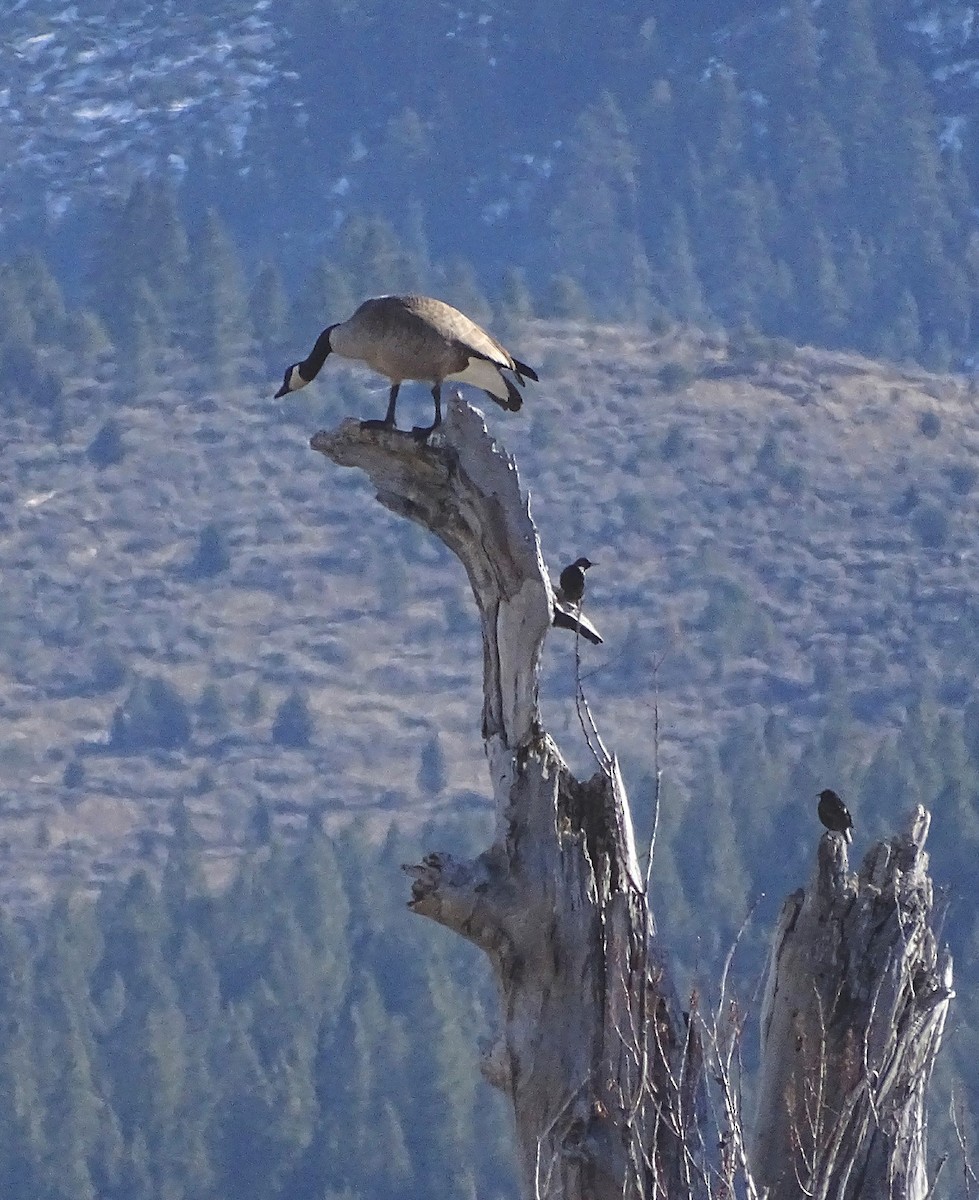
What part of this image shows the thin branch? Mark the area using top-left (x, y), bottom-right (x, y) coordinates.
top-left (573, 601), bottom-right (613, 771)
top-left (643, 652), bottom-right (668, 893)
top-left (951, 1093), bottom-right (978, 1200)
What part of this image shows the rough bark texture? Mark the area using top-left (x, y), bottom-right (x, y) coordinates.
top-left (750, 809), bottom-right (954, 1200)
top-left (311, 397), bottom-right (952, 1200)
top-left (312, 401), bottom-right (703, 1200)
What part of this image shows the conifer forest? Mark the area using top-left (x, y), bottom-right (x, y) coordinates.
top-left (2, 0), bottom-right (979, 1195)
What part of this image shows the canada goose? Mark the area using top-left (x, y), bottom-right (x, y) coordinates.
top-left (817, 788), bottom-right (853, 842)
top-left (275, 294), bottom-right (539, 437)
top-left (557, 557), bottom-right (595, 605)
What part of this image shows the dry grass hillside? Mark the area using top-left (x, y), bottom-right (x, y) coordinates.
top-left (1, 320), bottom-right (976, 902)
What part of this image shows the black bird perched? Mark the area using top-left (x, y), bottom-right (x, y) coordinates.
top-left (558, 557), bottom-right (595, 605)
top-left (552, 557), bottom-right (602, 644)
top-left (817, 788), bottom-right (853, 842)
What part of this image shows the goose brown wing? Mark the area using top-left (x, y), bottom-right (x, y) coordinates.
top-left (390, 295), bottom-right (538, 382)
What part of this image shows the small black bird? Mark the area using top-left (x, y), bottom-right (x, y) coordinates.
top-left (817, 789), bottom-right (853, 842)
top-left (552, 557), bottom-right (602, 643)
top-left (558, 557), bottom-right (595, 605)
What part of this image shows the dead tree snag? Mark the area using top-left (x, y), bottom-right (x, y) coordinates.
top-left (311, 397), bottom-right (952, 1200)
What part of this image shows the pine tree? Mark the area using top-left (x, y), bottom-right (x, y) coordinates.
top-left (161, 797), bottom-right (207, 923)
top-left (249, 798), bottom-right (274, 847)
top-left (551, 92), bottom-right (642, 315)
top-left (498, 266), bottom-right (535, 327)
top-left (114, 279), bottom-right (169, 399)
top-left (63, 309), bottom-right (112, 366)
top-left (418, 733), bottom-right (448, 796)
top-left (187, 523), bottom-right (232, 579)
top-left (86, 418), bottom-right (126, 470)
top-left (886, 288), bottom-right (923, 361)
top-left (192, 208), bottom-right (252, 385)
top-left (195, 682), bottom-right (230, 736)
top-left (442, 259), bottom-right (492, 328)
top-left (88, 177), bottom-right (188, 343)
top-left (653, 205), bottom-right (707, 322)
top-left (0, 264), bottom-right (36, 350)
top-left (337, 213), bottom-right (425, 297)
top-left (806, 225), bottom-right (850, 344)
top-left (293, 260), bottom-right (355, 344)
top-left (212, 1012), bottom-right (276, 1200)
top-left (690, 65), bottom-right (745, 185)
top-left (109, 676), bottom-right (192, 752)
top-left (715, 176), bottom-right (781, 329)
top-left (287, 824), bottom-right (351, 1009)
top-left (821, 0), bottom-right (889, 224)
top-left (249, 261), bottom-right (291, 365)
top-left (271, 689), bottom-right (315, 748)
top-left (0, 913), bottom-right (44, 1197)
top-left (770, 0), bottom-right (821, 106)
top-left (11, 252), bottom-right (67, 344)
top-left (859, 737), bottom-right (917, 833)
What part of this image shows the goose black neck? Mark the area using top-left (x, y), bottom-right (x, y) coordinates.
top-left (301, 325), bottom-right (336, 381)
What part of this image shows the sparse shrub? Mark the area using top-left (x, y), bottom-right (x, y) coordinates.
top-left (728, 325), bottom-right (788, 367)
top-left (891, 483), bottom-right (920, 515)
top-left (110, 675), bottom-right (192, 751)
top-left (647, 308), bottom-right (672, 336)
top-left (194, 768), bottom-right (216, 795)
top-left (753, 434), bottom-right (804, 494)
top-left (918, 410), bottom-right (941, 439)
top-left (90, 645), bottom-right (127, 694)
top-left (755, 433), bottom-right (781, 478)
top-left (660, 422), bottom-right (686, 460)
top-left (735, 332), bottom-right (794, 365)
top-left (768, 335), bottom-right (795, 361)
top-left (242, 682), bottom-right (265, 722)
top-left (0, 342), bottom-right (44, 399)
top-left (87, 418), bottom-right (126, 469)
top-left (271, 688), bottom-right (315, 748)
top-left (779, 464), bottom-right (805, 496)
top-left (418, 733), bottom-right (448, 796)
top-left (250, 797), bottom-right (274, 845)
top-left (945, 463), bottom-right (978, 495)
top-left (187, 523), bottom-right (231, 579)
top-left (910, 502), bottom-right (949, 548)
top-left (659, 361), bottom-right (694, 392)
top-left (196, 683), bottom-right (229, 735)
top-left (63, 759), bottom-right (85, 790)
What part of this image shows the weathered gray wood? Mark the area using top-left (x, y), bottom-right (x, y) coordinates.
top-left (312, 397), bottom-right (952, 1200)
top-left (312, 399), bottom-right (703, 1200)
top-left (750, 808), bottom-right (954, 1200)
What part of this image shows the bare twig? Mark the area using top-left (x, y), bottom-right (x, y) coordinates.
top-left (573, 600), bottom-right (613, 772)
top-left (643, 652), bottom-right (668, 893)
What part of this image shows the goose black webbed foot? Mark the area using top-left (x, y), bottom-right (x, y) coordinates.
top-left (360, 417), bottom-right (397, 432)
top-left (410, 422), bottom-right (438, 441)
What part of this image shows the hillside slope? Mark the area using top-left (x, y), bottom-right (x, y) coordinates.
top-left (1, 322), bottom-right (976, 903)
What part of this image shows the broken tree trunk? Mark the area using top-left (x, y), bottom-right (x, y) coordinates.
top-left (311, 397), bottom-right (952, 1200)
top-left (750, 810), bottom-right (954, 1200)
